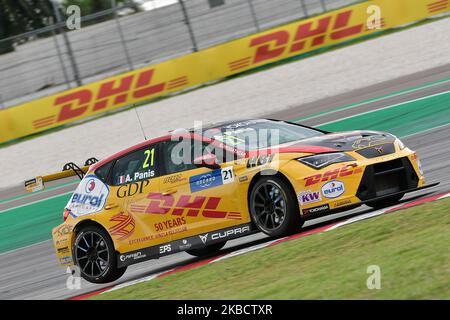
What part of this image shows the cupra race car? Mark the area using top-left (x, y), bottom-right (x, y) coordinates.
top-left (42, 119), bottom-right (438, 283)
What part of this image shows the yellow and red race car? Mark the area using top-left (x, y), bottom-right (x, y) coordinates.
top-left (48, 119), bottom-right (436, 283)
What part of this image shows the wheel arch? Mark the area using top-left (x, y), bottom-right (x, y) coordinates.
top-left (72, 219), bottom-right (117, 255)
top-left (247, 169), bottom-right (299, 213)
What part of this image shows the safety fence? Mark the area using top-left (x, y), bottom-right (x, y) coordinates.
top-left (0, 0), bottom-right (449, 144)
top-left (0, 0), bottom-right (359, 107)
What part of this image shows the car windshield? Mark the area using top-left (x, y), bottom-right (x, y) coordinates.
top-left (203, 119), bottom-right (324, 151)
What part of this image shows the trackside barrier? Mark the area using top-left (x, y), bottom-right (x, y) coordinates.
top-left (0, 0), bottom-right (448, 144)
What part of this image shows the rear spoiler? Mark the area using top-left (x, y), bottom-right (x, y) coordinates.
top-left (25, 157), bottom-right (99, 193)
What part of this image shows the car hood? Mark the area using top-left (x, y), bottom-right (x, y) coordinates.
top-left (275, 130), bottom-right (396, 154)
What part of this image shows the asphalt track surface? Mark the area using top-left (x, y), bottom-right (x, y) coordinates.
top-left (1, 65), bottom-right (450, 299)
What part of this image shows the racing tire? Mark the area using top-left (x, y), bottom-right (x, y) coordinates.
top-left (365, 193), bottom-right (405, 209)
top-left (73, 225), bottom-right (127, 284)
top-left (249, 175), bottom-right (303, 238)
top-left (186, 241), bottom-right (227, 257)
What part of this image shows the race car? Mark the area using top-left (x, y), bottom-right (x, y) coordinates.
top-left (46, 119), bottom-right (437, 283)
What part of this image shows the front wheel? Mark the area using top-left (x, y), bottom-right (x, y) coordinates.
top-left (73, 225), bottom-right (127, 284)
top-left (249, 176), bottom-right (303, 238)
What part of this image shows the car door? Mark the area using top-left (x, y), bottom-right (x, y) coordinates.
top-left (159, 139), bottom-right (244, 242)
top-left (105, 142), bottom-right (172, 253)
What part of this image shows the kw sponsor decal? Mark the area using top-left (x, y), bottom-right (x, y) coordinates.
top-left (304, 166), bottom-right (363, 187)
top-left (109, 211), bottom-right (136, 241)
top-left (130, 193), bottom-right (242, 220)
top-left (298, 190), bottom-right (321, 205)
top-left (302, 204), bottom-right (330, 215)
top-left (31, 68), bottom-right (187, 130)
top-left (321, 180), bottom-right (345, 199)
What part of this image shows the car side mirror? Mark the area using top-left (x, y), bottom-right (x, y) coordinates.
top-left (193, 153), bottom-right (221, 170)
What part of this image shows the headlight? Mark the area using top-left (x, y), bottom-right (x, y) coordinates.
top-left (396, 138), bottom-right (406, 150)
top-left (298, 153), bottom-right (355, 169)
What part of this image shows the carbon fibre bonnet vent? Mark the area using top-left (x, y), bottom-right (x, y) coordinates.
top-left (356, 143), bottom-right (395, 158)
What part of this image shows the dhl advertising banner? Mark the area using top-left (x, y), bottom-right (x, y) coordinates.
top-left (1, 0), bottom-right (448, 144)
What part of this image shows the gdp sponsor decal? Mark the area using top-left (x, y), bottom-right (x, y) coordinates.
top-left (298, 190), bottom-right (321, 205)
top-left (67, 175), bottom-right (109, 217)
top-left (321, 180), bottom-right (345, 199)
top-left (189, 167), bottom-right (234, 193)
top-left (116, 180), bottom-right (150, 198)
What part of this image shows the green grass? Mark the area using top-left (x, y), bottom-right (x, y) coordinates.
top-left (93, 198), bottom-right (450, 300)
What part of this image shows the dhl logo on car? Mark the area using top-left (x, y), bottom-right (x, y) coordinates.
top-left (129, 193), bottom-right (242, 220)
top-left (304, 166), bottom-right (363, 187)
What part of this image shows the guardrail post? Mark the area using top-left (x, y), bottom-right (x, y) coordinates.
top-left (112, 0), bottom-right (134, 71)
top-left (247, 0), bottom-right (260, 32)
top-left (300, 0), bottom-right (309, 17)
top-left (178, 0), bottom-right (198, 52)
top-left (319, 0), bottom-right (327, 12)
top-left (50, 16), bottom-right (71, 90)
top-left (51, 0), bottom-right (82, 86)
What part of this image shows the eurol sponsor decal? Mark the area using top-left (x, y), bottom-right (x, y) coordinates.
top-left (321, 180), bottom-right (345, 199)
top-left (298, 190), bottom-right (321, 205)
top-left (67, 175), bottom-right (109, 217)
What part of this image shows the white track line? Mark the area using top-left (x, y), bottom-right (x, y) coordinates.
top-left (299, 77), bottom-right (450, 122)
top-left (317, 89), bottom-right (450, 126)
top-left (0, 191), bottom-right (73, 214)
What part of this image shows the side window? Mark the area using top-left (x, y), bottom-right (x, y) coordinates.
top-left (111, 144), bottom-right (159, 186)
top-left (163, 140), bottom-right (199, 175)
top-left (95, 161), bottom-right (113, 183)
top-left (163, 140), bottom-right (221, 174)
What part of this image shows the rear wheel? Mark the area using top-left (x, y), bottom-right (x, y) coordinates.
top-left (249, 176), bottom-right (303, 238)
top-left (366, 193), bottom-right (405, 209)
top-left (73, 225), bottom-right (127, 283)
top-left (186, 241), bottom-right (227, 257)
